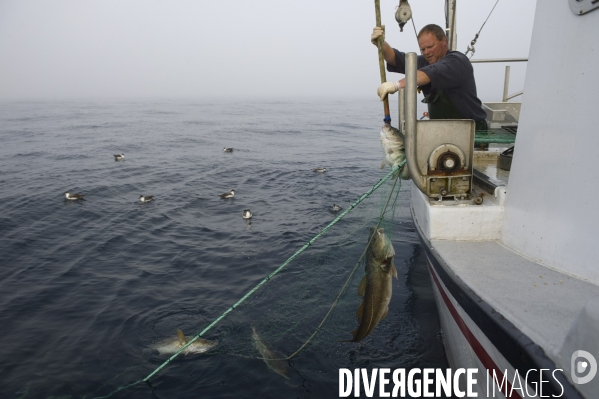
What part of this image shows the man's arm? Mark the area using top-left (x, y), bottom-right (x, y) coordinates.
top-left (371, 26), bottom-right (396, 66)
top-left (376, 71), bottom-right (431, 101)
top-left (381, 41), bottom-right (396, 67)
top-left (398, 70), bottom-right (431, 88)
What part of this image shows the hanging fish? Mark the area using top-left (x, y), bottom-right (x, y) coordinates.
top-left (395, 0), bottom-right (412, 32)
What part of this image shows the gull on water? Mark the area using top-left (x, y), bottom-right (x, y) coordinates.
top-left (219, 189), bottom-right (235, 199)
top-left (114, 153), bottom-right (125, 161)
top-left (139, 195), bottom-right (154, 203)
top-left (64, 191), bottom-right (85, 201)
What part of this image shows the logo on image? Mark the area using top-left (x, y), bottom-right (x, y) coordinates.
top-left (571, 350), bottom-right (597, 385)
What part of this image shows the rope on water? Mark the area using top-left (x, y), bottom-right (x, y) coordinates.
top-left (286, 164), bottom-right (404, 359)
top-left (92, 160), bottom-right (406, 399)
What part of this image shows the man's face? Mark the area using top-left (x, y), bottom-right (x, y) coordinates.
top-left (418, 32), bottom-right (448, 65)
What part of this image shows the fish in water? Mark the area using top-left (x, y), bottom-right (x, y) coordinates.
top-left (219, 189), bottom-right (235, 199)
top-left (344, 227), bottom-right (397, 342)
top-left (243, 209), bottom-right (252, 219)
top-left (313, 167), bottom-right (327, 173)
top-left (332, 204), bottom-right (342, 212)
top-left (223, 147), bottom-right (233, 152)
top-left (149, 329), bottom-right (218, 356)
top-left (380, 124), bottom-right (410, 179)
top-left (139, 195), bottom-right (154, 203)
top-left (395, 0), bottom-right (412, 32)
top-left (114, 153), bottom-right (125, 161)
top-left (251, 327), bottom-right (291, 379)
top-left (64, 191), bottom-right (85, 201)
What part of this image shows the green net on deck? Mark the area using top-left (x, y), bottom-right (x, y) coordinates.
top-left (475, 128), bottom-right (516, 144)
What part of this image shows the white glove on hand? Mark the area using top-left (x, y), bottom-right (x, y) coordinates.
top-left (371, 26), bottom-right (385, 46)
top-left (377, 81), bottom-right (401, 101)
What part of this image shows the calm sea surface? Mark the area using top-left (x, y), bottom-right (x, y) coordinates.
top-left (0, 98), bottom-right (447, 399)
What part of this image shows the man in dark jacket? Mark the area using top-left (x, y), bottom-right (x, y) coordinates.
top-left (372, 24), bottom-right (488, 130)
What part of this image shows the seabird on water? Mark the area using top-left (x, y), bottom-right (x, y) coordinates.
top-left (332, 204), bottom-right (342, 212)
top-left (114, 153), bottom-right (125, 161)
top-left (139, 195), bottom-right (154, 203)
top-left (64, 191), bottom-right (85, 201)
top-left (242, 209), bottom-right (252, 219)
top-left (223, 148), bottom-right (233, 153)
top-left (219, 189), bottom-right (235, 199)
top-left (313, 167), bottom-right (327, 173)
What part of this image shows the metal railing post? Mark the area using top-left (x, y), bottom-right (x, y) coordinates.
top-left (503, 66), bottom-right (511, 102)
top-left (405, 52), bottom-right (426, 193)
top-left (398, 88), bottom-right (405, 134)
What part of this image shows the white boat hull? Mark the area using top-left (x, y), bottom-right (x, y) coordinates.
top-left (414, 208), bottom-right (583, 398)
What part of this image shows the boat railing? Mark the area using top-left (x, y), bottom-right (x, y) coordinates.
top-left (470, 58), bottom-right (528, 102)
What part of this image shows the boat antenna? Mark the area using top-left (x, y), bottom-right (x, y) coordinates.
top-left (465, 0), bottom-right (501, 58)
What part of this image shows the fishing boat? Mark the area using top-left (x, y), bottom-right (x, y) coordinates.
top-left (400, 1), bottom-right (599, 397)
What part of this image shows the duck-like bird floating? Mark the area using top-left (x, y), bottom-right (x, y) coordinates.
top-left (219, 189), bottom-right (235, 199)
top-left (64, 191), bottom-right (85, 201)
top-left (139, 195), bottom-right (154, 203)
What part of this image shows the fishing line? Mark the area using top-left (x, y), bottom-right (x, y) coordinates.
top-left (286, 162), bottom-right (405, 360)
top-left (91, 161), bottom-right (406, 399)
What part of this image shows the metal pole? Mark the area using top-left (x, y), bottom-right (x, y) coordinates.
top-left (447, 0), bottom-right (458, 51)
top-left (469, 58), bottom-right (528, 63)
top-left (405, 52), bottom-right (426, 193)
top-left (503, 65), bottom-right (511, 102)
top-left (375, 0), bottom-right (391, 124)
top-left (398, 89), bottom-right (405, 134)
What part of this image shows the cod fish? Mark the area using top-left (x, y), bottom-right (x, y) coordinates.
top-left (251, 327), bottom-right (291, 379)
top-left (395, 0), bottom-right (412, 32)
top-left (150, 329), bottom-right (218, 356)
top-left (380, 124), bottom-right (410, 179)
top-left (345, 227), bottom-right (397, 342)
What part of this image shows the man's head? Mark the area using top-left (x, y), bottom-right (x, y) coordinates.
top-left (417, 24), bottom-right (448, 64)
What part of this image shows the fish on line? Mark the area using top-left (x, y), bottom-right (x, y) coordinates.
top-left (252, 327), bottom-right (291, 379)
top-left (148, 329), bottom-right (218, 356)
top-left (342, 227), bottom-right (397, 342)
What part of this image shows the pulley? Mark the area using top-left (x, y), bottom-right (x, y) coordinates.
top-left (395, 0), bottom-right (412, 32)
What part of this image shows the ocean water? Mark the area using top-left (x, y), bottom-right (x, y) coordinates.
top-left (0, 98), bottom-right (447, 399)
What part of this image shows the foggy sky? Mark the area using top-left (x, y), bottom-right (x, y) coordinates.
top-left (0, 0), bottom-right (536, 102)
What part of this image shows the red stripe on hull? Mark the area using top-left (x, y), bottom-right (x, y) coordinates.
top-left (428, 258), bottom-right (521, 399)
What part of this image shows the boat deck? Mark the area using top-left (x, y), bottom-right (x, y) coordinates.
top-left (473, 146), bottom-right (511, 187)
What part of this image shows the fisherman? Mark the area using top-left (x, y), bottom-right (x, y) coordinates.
top-left (372, 24), bottom-right (488, 131)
